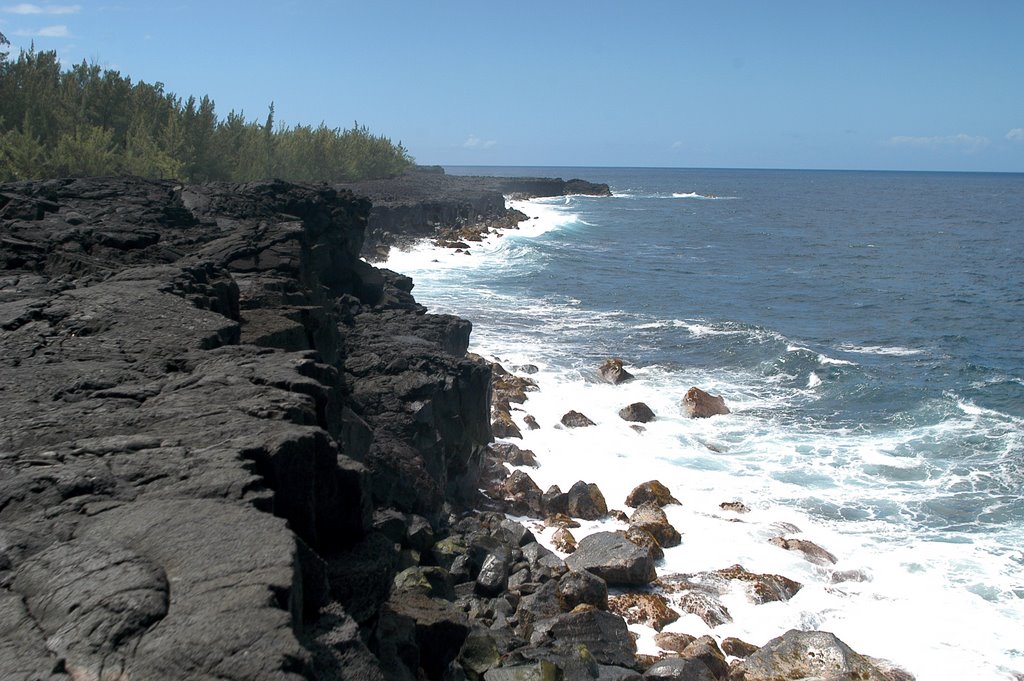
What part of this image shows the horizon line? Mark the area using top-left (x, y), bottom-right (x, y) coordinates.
top-left (435, 163), bottom-right (1024, 175)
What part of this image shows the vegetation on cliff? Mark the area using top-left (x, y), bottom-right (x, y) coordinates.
top-left (0, 41), bottom-right (413, 182)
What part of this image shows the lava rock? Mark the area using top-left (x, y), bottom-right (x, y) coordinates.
top-left (618, 402), bottom-right (656, 423)
top-left (565, 532), bottom-right (657, 586)
top-left (598, 358), bottom-right (634, 385)
top-left (681, 387), bottom-right (730, 418)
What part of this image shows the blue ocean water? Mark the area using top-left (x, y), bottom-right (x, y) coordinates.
top-left (386, 167), bottom-right (1024, 679)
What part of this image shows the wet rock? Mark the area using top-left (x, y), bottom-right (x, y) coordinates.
top-left (712, 565), bottom-right (802, 604)
top-left (598, 358), bottom-right (635, 385)
top-left (721, 637), bottom-right (759, 658)
top-left (608, 593), bottom-right (680, 631)
top-left (493, 410), bottom-right (524, 439)
top-left (523, 414), bottom-right (541, 430)
top-left (719, 501), bottom-right (750, 514)
top-left (561, 410), bottom-right (596, 428)
top-left (653, 632), bottom-right (697, 654)
top-left (490, 442), bottom-right (540, 468)
top-left (625, 481), bottom-right (680, 508)
top-left (565, 532), bottom-right (657, 586)
top-left (681, 387), bottom-right (730, 418)
top-left (542, 486), bottom-right (569, 517)
top-left (500, 471), bottom-right (545, 517)
top-left (831, 569), bottom-right (872, 584)
top-left (620, 526), bottom-right (665, 560)
top-left (552, 527), bottom-right (578, 554)
top-left (768, 537), bottom-right (838, 566)
top-left (618, 402), bottom-right (656, 423)
top-left (643, 658), bottom-right (717, 681)
top-left (731, 629), bottom-right (888, 681)
top-left (544, 512), bottom-right (580, 529)
top-left (567, 480), bottom-right (608, 520)
top-left (680, 636), bottom-right (728, 679)
top-left (629, 502), bottom-right (681, 548)
top-left (674, 591), bottom-right (732, 627)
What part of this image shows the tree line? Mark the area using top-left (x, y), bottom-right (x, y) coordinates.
top-left (0, 39), bottom-right (414, 183)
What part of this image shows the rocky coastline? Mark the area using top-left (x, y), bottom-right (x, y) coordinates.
top-left (1, 172), bottom-right (911, 680)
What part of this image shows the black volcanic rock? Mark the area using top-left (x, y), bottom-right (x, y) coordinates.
top-left (0, 176), bottom-right (491, 681)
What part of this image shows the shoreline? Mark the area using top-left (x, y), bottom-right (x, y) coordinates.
top-left (3, 172), bottom-right (1003, 680)
top-left (382, 194), bottom-right (925, 680)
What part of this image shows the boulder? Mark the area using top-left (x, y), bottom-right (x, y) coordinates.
top-left (523, 414), bottom-right (541, 430)
top-left (607, 593), bottom-right (680, 631)
top-left (679, 636), bottom-right (728, 680)
top-left (719, 501), bottom-right (749, 513)
top-left (621, 526), bottom-right (664, 560)
top-left (567, 481), bottom-right (608, 520)
top-left (565, 532), bottom-right (657, 586)
top-left (642, 658), bottom-right (717, 681)
top-left (542, 486), bottom-right (569, 517)
top-left (618, 402), bottom-right (656, 423)
top-left (629, 502), bottom-right (681, 548)
top-left (732, 629), bottom-right (888, 681)
top-left (768, 537), bottom-right (838, 566)
top-left (625, 481), bottom-right (680, 508)
top-left (499, 471), bottom-right (545, 517)
top-left (721, 637), bottom-right (759, 658)
top-left (681, 387), bottom-right (730, 418)
top-left (560, 410), bottom-right (596, 428)
top-left (493, 410), bottom-right (523, 439)
top-left (490, 442), bottom-right (540, 467)
top-left (556, 568), bottom-right (608, 611)
top-left (653, 632), bottom-right (697, 654)
top-left (552, 527), bottom-right (578, 554)
top-left (673, 591), bottom-right (732, 628)
top-left (532, 607), bottom-right (638, 669)
top-left (475, 553), bottom-right (510, 597)
top-left (598, 358), bottom-right (634, 385)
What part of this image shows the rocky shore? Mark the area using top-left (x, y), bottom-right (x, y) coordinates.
top-left (1, 174), bottom-right (911, 680)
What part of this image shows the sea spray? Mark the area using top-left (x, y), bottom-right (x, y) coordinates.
top-left (384, 167), bottom-right (1024, 680)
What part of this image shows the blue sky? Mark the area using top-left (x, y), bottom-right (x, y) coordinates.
top-left (2, 1), bottom-right (1023, 172)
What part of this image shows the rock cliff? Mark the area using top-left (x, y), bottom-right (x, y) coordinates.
top-left (0, 177), bottom-right (490, 680)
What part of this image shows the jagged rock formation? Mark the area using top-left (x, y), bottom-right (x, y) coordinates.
top-left (338, 166), bottom-right (611, 258)
top-left (0, 177), bottom-right (490, 680)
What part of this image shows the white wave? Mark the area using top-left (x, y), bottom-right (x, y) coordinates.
top-left (671, 191), bottom-right (738, 200)
top-left (807, 372), bottom-right (822, 388)
top-left (839, 343), bottom-right (924, 357)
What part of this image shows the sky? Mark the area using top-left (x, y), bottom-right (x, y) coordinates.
top-left (2, 0), bottom-right (1023, 172)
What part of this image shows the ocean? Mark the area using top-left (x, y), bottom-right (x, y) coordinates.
top-left (383, 167), bottom-right (1024, 680)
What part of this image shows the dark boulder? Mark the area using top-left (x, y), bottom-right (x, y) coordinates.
top-left (499, 471), bottom-right (545, 517)
top-left (556, 568), bottom-right (608, 611)
top-left (567, 481), bottom-right (608, 520)
top-left (598, 358), bottom-right (634, 385)
top-left (565, 532), bottom-right (657, 586)
top-left (618, 402), bottom-right (656, 423)
top-left (625, 481), bottom-right (680, 508)
top-left (561, 410), bottom-right (596, 428)
top-left (768, 537), bottom-right (838, 566)
top-left (532, 607), bottom-right (638, 669)
top-left (643, 657), bottom-right (717, 681)
top-left (607, 593), bottom-right (680, 631)
top-left (628, 502), bottom-right (681, 548)
top-left (681, 387), bottom-right (730, 418)
top-left (732, 629), bottom-right (888, 681)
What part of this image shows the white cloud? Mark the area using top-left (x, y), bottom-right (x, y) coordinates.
top-left (464, 134), bottom-right (496, 149)
top-left (1, 4), bottom-right (81, 14)
top-left (887, 133), bottom-right (990, 153)
top-left (14, 23), bottom-right (69, 36)
top-left (1007, 128), bottom-right (1024, 142)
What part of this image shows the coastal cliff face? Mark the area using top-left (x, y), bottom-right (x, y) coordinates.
top-left (338, 167), bottom-right (611, 258)
top-left (0, 177), bottom-right (491, 680)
